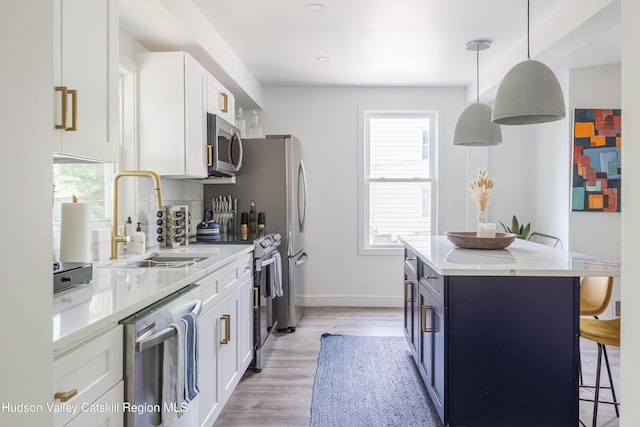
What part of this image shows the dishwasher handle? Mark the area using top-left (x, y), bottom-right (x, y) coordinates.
top-left (135, 300), bottom-right (202, 352)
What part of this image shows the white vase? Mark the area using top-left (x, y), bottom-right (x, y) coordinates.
top-left (477, 209), bottom-right (487, 225)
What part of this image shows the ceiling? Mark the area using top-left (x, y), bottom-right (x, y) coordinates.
top-left (120, 0), bottom-right (621, 108)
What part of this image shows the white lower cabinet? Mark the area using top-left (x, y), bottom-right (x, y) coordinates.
top-left (198, 251), bottom-right (254, 427)
top-left (53, 325), bottom-right (123, 427)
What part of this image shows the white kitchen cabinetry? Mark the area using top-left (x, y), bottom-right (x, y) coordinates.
top-left (53, 325), bottom-right (123, 427)
top-left (206, 74), bottom-right (235, 125)
top-left (198, 251), bottom-right (254, 427)
top-left (138, 51), bottom-right (208, 178)
top-left (53, 0), bottom-right (119, 162)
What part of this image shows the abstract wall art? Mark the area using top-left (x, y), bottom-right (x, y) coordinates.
top-left (571, 108), bottom-right (621, 212)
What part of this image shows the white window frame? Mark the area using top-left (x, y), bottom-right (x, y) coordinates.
top-left (358, 109), bottom-right (437, 255)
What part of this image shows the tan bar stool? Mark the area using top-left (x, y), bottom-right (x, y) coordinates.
top-left (579, 316), bottom-right (620, 427)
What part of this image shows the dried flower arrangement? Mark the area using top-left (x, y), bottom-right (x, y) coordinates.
top-left (468, 169), bottom-right (494, 211)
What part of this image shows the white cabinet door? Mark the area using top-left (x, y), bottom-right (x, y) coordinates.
top-left (206, 73), bottom-right (235, 125)
top-left (239, 276), bottom-right (254, 371)
top-left (53, 0), bottom-right (118, 162)
top-left (219, 285), bottom-right (241, 405)
top-left (138, 51), bottom-right (208, 178)
top-left (198, 303), bottom-right (223, 427)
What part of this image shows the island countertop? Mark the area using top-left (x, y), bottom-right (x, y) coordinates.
top-left (400, 235), bottom-right (620, 277)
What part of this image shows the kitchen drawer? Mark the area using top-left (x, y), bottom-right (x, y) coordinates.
top-left (221, 252), bottom-right (253, 296)
top-left (420, 263), bottom-right (444, 305)
top-left (238, 252), bottom-right (253, 282)
top-left (197, 270), bottom-right (223, 312)
top-left (53, 325), bottom-right (123, 427)
top-left (65, 380), bottom-right (124, 427)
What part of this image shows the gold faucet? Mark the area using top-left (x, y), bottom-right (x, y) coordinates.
top-left (111, 170), bottom-right (164, 260)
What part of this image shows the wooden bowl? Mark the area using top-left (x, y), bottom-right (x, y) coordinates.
top-left (445, 231), bottom-right (517, 250)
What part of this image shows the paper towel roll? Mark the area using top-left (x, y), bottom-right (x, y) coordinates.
top-left (60, 202), bottom-right (91, 263)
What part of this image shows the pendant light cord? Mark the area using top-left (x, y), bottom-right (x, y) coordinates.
top-left (527, 0), bottom-right (530, 60)
top-left (476, 44), bottom-right (480, 103)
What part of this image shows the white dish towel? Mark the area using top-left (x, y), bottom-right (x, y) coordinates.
top-left (272, 252), bottom-right (283, 297)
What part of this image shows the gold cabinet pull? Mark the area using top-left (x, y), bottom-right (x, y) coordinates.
top-left (404, 280), bottom-right (412, 303)
top-left (220, 92), bottom-right (228, 113)
top-left (422, 305), bottom-right (433, 333)
top-left (206, 145), bottom-right (213, 167)
top-left (253, 287), bottom-right (259, 309)
top-left (66, 89), bottom-right (77, 131)
top-left (54, 389), bottom-right (78, 402)
top-left (220, 314), bottom-right (231, 344)
top-left (424, 276), bottom-right (437, 280)
top-left (55, 86), bottom-right (68, 129)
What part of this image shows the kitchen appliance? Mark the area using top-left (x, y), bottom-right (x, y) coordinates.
top-left (196, 208), bottom-right (220, 243)
top-left (252, 232), bottom-right (282, 372)
top-left (204, 134), bottom-right (308, 331)
top-left (121, 284), bottom-right (201, 427)
top-left (207, 114), bottom-right (243, 177)
top-left (157, 205), bottom-right (189, 248)
top-left (53, 261), bottom-right (93, 293)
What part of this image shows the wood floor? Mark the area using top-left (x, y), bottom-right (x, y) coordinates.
top-left (213, 307), bottom-right (620, 427)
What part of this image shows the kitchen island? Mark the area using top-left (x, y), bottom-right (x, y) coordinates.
top-left (400, 235), bottom-right (620, 427)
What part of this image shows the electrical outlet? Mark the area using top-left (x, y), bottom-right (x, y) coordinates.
top-left (615, 300), bottom-right (621, 317)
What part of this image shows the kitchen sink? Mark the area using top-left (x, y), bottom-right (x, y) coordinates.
top-left (98, 253), bottom-right (210, 269)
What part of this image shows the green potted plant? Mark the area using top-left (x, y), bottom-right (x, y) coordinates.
top-left (500, 215), bottom-right (531, 240)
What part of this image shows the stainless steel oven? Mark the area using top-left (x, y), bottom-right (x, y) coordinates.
top-left (251, 233), bottom-right (282, 372)
top-left (206, 114), bottom-right (243, 177)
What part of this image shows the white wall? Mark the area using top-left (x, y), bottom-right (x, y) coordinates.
top-left (1, 1), bottom-right (54, 425)
top-left (621, 0), bottom-right (639, 423)
top-left (569, 63), bottom-right (622, 315)
top-left (259, 86), bottom-right (467, 306)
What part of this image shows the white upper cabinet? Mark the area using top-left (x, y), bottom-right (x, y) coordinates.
top-left (138, 52), bottom-right (209, 178)
top-left (206, 74), bottom-right (235, 126)
top-left (53, 0), bottom-right (119, 162)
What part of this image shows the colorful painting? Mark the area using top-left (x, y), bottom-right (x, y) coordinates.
top-left (571, 108), bottom-right (621, 212)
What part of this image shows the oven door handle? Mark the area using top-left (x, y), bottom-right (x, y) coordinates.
top-left (256, 256), bottom-right (277, 272)
top-left (135, 300), bottom-right (201, 352)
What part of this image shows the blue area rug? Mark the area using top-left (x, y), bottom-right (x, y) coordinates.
top-left (310, 334), bottom-right (442, 427)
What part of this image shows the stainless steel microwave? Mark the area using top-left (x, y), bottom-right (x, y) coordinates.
top-left (207, 114), bottom-right (243, 176)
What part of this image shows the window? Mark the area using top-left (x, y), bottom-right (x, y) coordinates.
top-left (360, 111), bottom-right (436, 254)
top-left (53, 162), bottom-right (115, 222)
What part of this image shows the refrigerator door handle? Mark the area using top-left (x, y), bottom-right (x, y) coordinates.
top-left (294, 252), bottom-right (308, 266)
top-left (298, 160), bottom-right (308, 232)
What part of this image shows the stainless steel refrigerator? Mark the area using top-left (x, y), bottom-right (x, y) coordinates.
top-left (204, 135), bottom-right (308, 331)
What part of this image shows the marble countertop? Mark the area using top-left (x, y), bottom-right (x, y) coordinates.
top-left (401, 235), bottom-right (620, 277)
top-left (53, 243), bottom-right (253, 355)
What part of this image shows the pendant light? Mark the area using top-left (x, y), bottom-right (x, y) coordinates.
top-left (453, 40), bottom-right (502, 146)
top-left (492, 0), bottom-right (566, 125)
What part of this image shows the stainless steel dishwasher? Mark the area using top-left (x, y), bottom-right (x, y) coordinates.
top-left (120, 284), bottom-right (201, 427)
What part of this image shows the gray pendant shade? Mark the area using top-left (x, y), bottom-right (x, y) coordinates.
top-left (453, 103), bottom-right (502, 146)
top-left (491, 0), bottom-right (566, 125)
top-left (492, 59), bottom-right (566, 125)
top-left (453, 39), bottom-right (502, 146)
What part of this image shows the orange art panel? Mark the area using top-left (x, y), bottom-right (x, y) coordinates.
top-left (588, 194), bottom-right (604, 209)
top-left (590, 136), bottom-right (606, 147)
top-left (575, 122), bottom-right (594, 138)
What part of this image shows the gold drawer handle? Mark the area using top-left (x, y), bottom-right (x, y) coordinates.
top-left (424, 276), bottom-right (437, 280)
top-left (55, 86), bottom-right (68, 129)
top-left (54, 389), bottom-right (78, 402)
top-left (206, 145), bottom-right (213, 167)
top-left (253, 287), bottom-right (259, 309)
top-left (422, 305), bottom-right (433, 333)
top-left (220, 314), bottom-right (231, 344)
top-left (221, 92), bottom-right (228, 113)
top-left (404, 280), bottom-right (412, 302)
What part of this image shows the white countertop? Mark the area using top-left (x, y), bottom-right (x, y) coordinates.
top-left (401, 235), bottom-right (620, 277)
top-left (53, 243), bottom-right (253, 355)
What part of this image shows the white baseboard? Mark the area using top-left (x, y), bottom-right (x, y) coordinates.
top-left (297, 294), bottom-right (403, 308)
